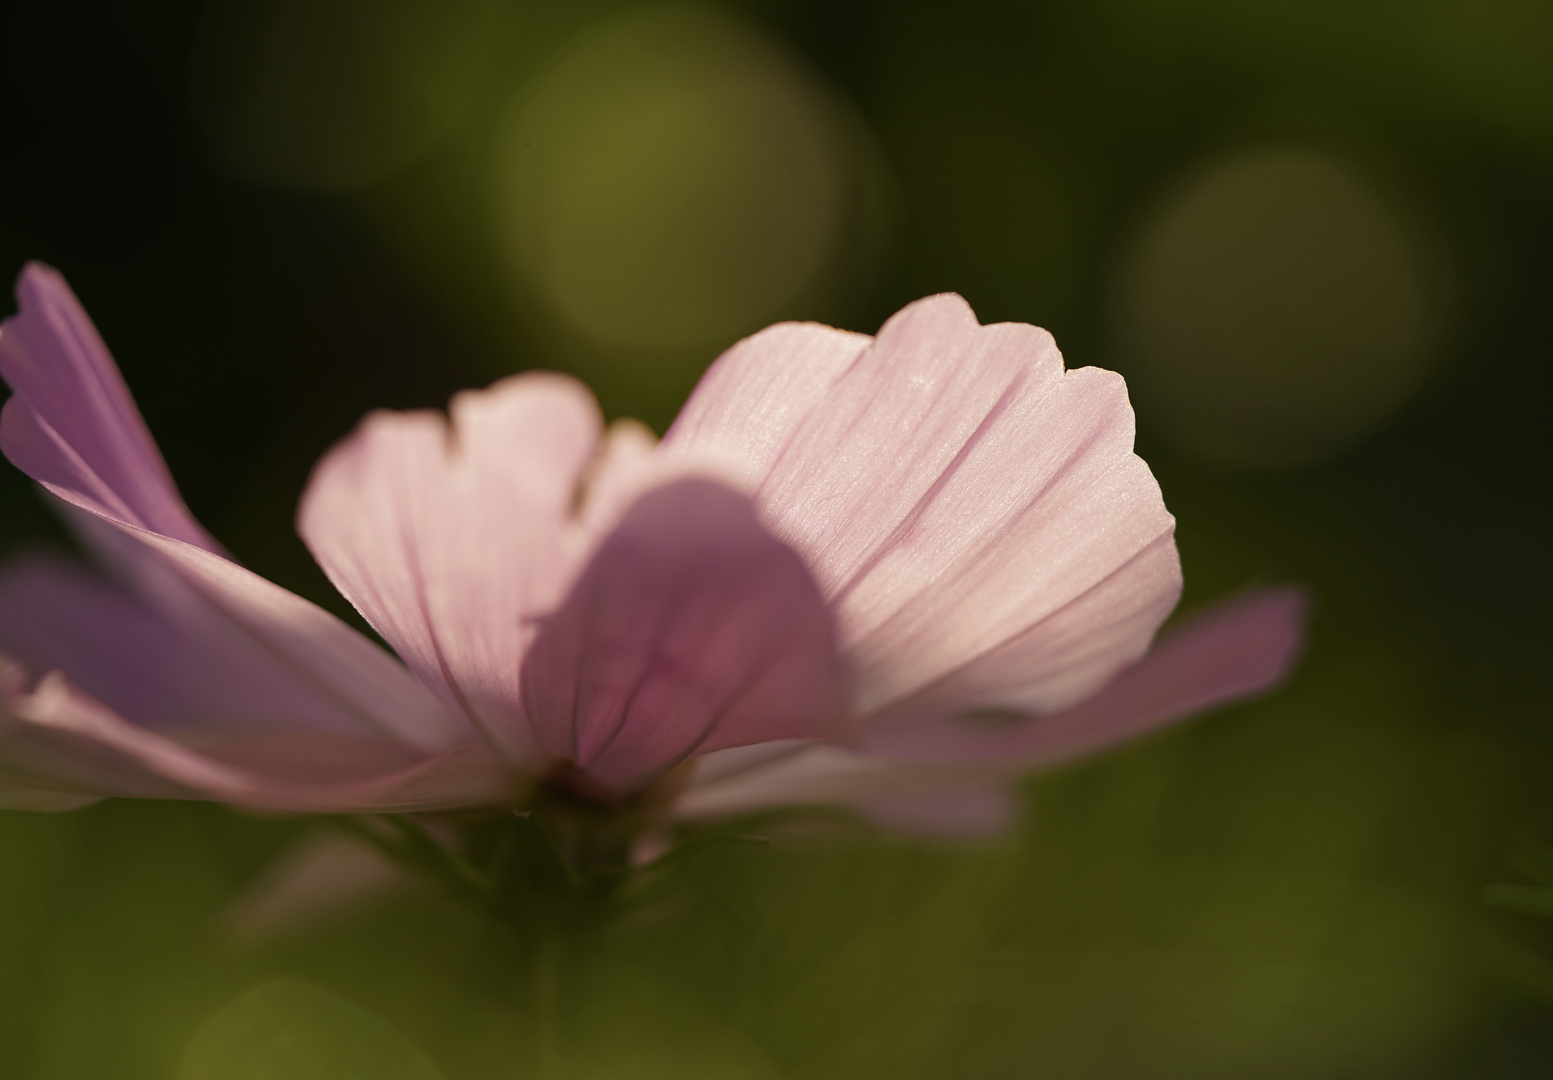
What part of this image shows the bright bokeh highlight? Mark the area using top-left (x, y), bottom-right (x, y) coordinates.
top-left (492, 5), bottom-right (870, 350)
top-left (1115, 146), bottom-right (1447, 468)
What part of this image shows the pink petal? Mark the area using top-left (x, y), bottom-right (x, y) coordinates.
top-left (675, 590), bottom-right (1305, 823)
top-left (521, 479), bottom-right (847, 792)
top-left (0, 662), bottom-right (509, 813)
top-left (0, 264), bottom-right (218, 550)
top-left (874, 531), bottom-right (1180, 724)
top-left (0, 553), bottom-right (462, 780)
top-left (0, 655), bottom-right (101, 809)
top-left (865, 588), bottom-right (1308, 764)
top-left (674, 295), bottom-right (1181, 719)
top-left (575, 418), bottom-right (661, 542)
top-left (0, 267), bottom-right (467, 754)
top-left (0, 552), bottom-right (421, 740)
top-left (298, 374), bottom-right (603, 761)
top-left (0, 670), bottom-right (238, 803)
top-left (662, 321), bottom-right (872, 488)
top-left (77, 499), bottom-right (466, 751)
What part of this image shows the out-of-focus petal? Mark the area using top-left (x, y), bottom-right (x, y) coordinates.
top-left (675, 742), bottom-right (993, 820)
top-left (78, 511), bottom-right (465, 751)
top-left (676, 590), bottom-right (1304, 823)
top-left (222, 831), bottom-right (412, 943)
top-left (865, 588), bottom-right (1308, 764)
top-left (0, 264), bottom-right (218, 550)
top-left (0, 267), bottom-right (466, 754)
top-left (0, 668), bottom-right (238, 804)
top-left (298, 375), bottom-right (602, 760)
top-left (680, 742), bottom-right (1018, 835)
top-left (0, 552), bottom-right (420, 739)
top-left (853, 785), bottom-right (1018, 837)
top-left (0, 663), bottom-right (510, 813)
top-left (576, 418), bottom-right (661, 542)
top-left (0, 781), bottom-right (100, 812)
top-left (662, 322), bottom-right (872, 488)
top-left (712, 295), bottom-right (1179, 717)
top-left (0, 657), bottom-right (102, 810)
top-left (521, 479), bottom-right (847, 793)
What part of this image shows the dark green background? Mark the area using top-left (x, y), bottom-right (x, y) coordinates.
top-left (2, 1), bottom-right (1552, 1076)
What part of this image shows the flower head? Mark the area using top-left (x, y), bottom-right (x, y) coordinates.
top-left (0, 264), bottom-right (1302, 835)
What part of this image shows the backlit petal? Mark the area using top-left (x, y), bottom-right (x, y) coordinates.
top-left (666, 295), bottom-right (1182, 719)
top-left (865, 588), bottom-right (1308, 763)
top-left (0, 267), bottom-right (463, 752)
top-left (662, 321), bottom-right (872, 488)
top-left (874, 531), bottom-right (1180, 723)
top-left (0, 661), bottom-right (509, 813)
top-left (0, 264), bottom-right (217, 550)
top-left (298, 374), bottom-right (602, 759)
top-left (0, 552), bottom-right (423, 740)
top-left (746, 295), bottom-right (1180, 715)
top-left (676, 591), bottom-right (1303, 823)
top-left (521, 479), bottom-right (847, 792)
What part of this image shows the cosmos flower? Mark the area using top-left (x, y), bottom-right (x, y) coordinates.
top-left (0, 264), bottom-right (1302, 837)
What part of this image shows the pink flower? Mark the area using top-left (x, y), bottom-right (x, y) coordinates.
top-left (0, 264), bottom-right (1302, 834)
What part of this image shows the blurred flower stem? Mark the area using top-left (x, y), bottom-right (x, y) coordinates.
top-left (330, 811), bottom-right (607, 938)
top-left (324, 804), bottom-right (773, 1073)
top-left (326, 799), bottom-right (763, 930)
top-left (342, 812), bottom-right (582, 1074)
top-left (534, 932), bottom-right (565, 1080)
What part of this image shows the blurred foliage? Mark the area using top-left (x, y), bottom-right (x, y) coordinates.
top-left (3, 0), bottom-right (1553, 1076)
top-left (177, 978), bottom-right (447, 1080)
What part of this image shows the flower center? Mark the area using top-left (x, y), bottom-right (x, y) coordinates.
top-left (530, 759), bottom-right (690, 873)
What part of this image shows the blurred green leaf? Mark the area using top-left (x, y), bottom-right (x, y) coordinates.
top-left (177, 978), bottom-right (445, 1080)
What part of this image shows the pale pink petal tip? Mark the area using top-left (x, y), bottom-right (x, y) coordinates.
top-left (0, 263), bottom-right (217, 549)
top-left (297, 372), bottom-right (603, 761)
